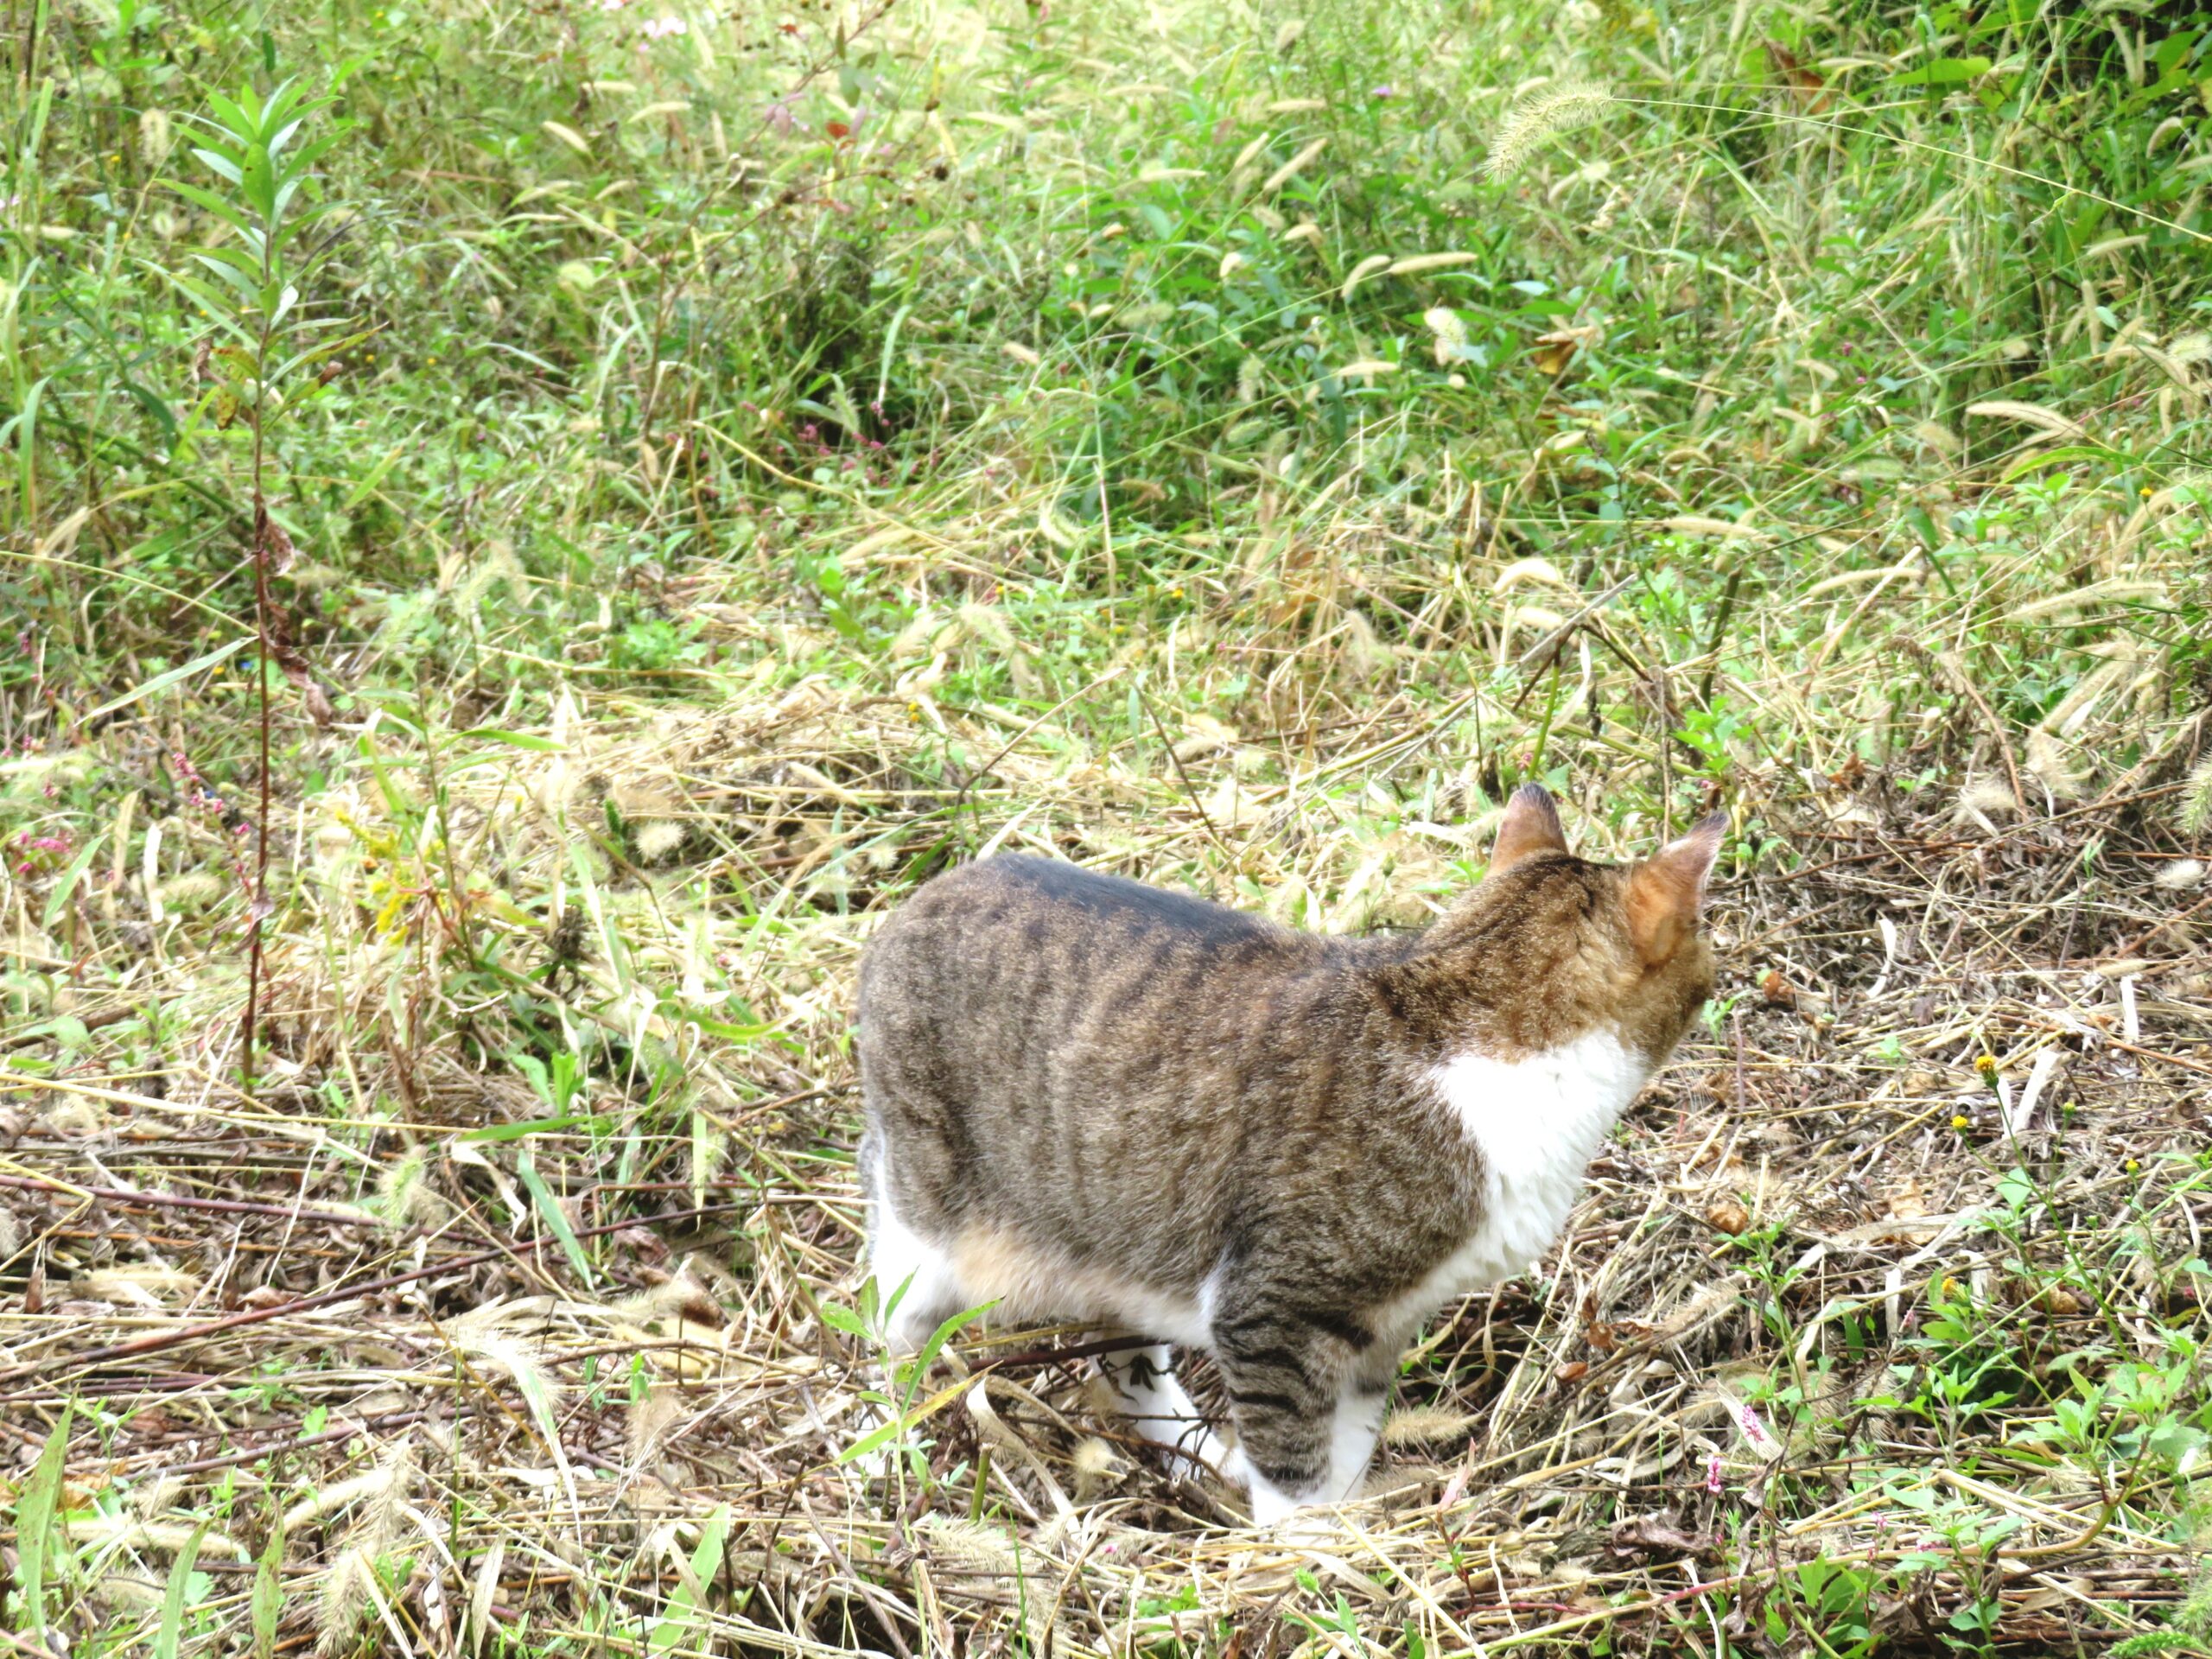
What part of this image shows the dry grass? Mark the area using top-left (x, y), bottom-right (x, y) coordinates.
top-left (8, 0), bottom-right (2212, 1650)
top-left (6, 505), bottom-right (2210, 1655)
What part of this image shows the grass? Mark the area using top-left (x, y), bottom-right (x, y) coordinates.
top-left (4, 0), bottom-right (2212, 1651)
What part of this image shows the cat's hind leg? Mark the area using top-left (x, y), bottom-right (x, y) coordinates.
top-left (848, 1147), bottom-right (969, 1485)
top-left (1093, 1341), bottom-right (1230, 1478)
top-left (865, 1154), bottom-right (962, 1353)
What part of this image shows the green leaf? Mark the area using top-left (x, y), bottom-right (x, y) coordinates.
top-left (273, 327), bottom-right (378, 388)
top-left (152, 1523), bottom-right (208, 1659)
top-left (648, 1503), bottom-right (730, 1655)
top-left (836, 1413), bottom-right (909, 1467)
top-left (190, 144), bottom-right (245, 187)
top-left (516, 1150), bottom-right (594, 1287)
top-left (81, 638), bottom-right (249, 721)
top-left (207, 89), bottom-right (256, 142)
top-left (143, 265), bottom-right (261, 347)
top-left (452, 728), bottom-right (566, 751)
top-left (41, 832), bottom-right (108, 931)
top-left (191, 243), bottom-right (267, 282)
top-left (2148, 1421), bottom-right (2207, 1465)
top-left (15, 1405), bottom-right (71, 1636)
top-left (456, 1113), bottom-right (614, 1144)
top-left (818, 1300), bottom-right (868, 1338)
top-left (904, 1301), bottom-right (995, 1408)
top-left (1889, 55), bottom-right (1992, 86)
top-left (169, 177), bottom-right (251, 232)
top-left (242, 144), bottom-right (277, 218)
top-left (189, 252), bottom-right (263, 301)
top-left (251, 1514), bottom-right (284, 1659)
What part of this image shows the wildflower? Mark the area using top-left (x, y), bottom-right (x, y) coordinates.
top-left (1370, 84), bottom-right (1398, 99)
top-left (1952, 1114), bottom-right (1971, 1131)
top-left (1974, 1053), bottom-right (1999, 1084)
top-left (641, 14), bottom-right (686, 37)
top-left (1705, 1453), bottom-right (1724, 1494)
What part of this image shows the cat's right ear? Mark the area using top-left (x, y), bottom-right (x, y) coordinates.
top-left (1487, 783), bottom-right (1568, 879)
top-left (1624, 811), bottom-right (1727, 967)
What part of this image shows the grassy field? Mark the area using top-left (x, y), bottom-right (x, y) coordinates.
top-left (5, 0), bottom-right (2212, 1651)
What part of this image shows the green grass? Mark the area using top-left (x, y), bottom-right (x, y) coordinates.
top-left (5, 0), bottom-right (2212, 1653)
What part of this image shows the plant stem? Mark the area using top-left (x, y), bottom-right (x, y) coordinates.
top-left (241, 302), bottom-right (274, 1092)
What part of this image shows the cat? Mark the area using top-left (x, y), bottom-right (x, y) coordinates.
top-left (854, 784), bottom-right (1725, 1524)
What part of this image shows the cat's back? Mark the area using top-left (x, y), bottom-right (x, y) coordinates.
top-left (858, 854), bottom-right (1326, 1055)
top-left (877, 853), bottom-right (1282, 952)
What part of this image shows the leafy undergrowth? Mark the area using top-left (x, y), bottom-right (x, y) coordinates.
top-left (6, 0), bottom-right (2212, 1654)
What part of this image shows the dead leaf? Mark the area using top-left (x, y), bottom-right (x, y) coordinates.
top-left (1706, 1199), bottom-right (1751, 1236)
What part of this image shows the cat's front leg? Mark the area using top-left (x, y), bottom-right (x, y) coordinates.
top-left (1211, 1307), bottom-right (1378, 1525)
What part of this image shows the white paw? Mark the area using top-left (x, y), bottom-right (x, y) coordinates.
top-left (1268, 1507), bottom-right (1344, 1546)
top-left (1216, 1442), bottom-right (1255, 1491)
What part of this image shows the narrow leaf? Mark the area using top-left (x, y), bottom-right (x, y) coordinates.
top-left (648, 1504), bottom-right (730, 1656)
top-left (516, 1151), bottom-right (594, 1286)
top-left (250, 1511), bottom-right (284, 1659)
top-left (456, 1113), bottom-right (614, 1144)
top-left (168, 180), bottom-right (251, 236)
top-left (452, 728), bottom-right (565, 752)
top-left (189, 145), bottom-right (245, 187)
top-left (81, 639), bottom-right (249, 721)
top-left (152, 1523), bottom-right (207, 1659)
top-left (41, 831), bottom-right (108, 930)
top-left (16, 1405), bottom-right (72, 1636)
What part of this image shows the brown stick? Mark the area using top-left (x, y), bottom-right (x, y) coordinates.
top-left (0, 1170), bottom-right (388, 1228)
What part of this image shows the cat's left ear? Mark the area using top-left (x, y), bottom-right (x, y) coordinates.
top-left (1487, 783), bottom-right (1569, 878)
top-left (1624, 811), bottom-right (1727, 967)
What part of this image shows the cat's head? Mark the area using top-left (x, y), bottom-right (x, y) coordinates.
top-left (1380, 784), bottom-right (1726, 1065)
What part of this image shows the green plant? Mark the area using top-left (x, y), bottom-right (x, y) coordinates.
top-left (166, 71), bottom-right (359, 1085)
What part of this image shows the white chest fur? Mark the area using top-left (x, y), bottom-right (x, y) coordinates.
top-left (1387, 1028), bottom-right (1649, 1327)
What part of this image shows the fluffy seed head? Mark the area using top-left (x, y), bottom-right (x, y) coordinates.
top-left (1484, 82), bottom-right (1614, 181)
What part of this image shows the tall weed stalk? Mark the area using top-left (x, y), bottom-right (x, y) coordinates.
top-left (166, 75), bottom-right (358, 1085)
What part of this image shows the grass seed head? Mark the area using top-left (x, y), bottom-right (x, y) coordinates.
top-left (1484, 81), bottom-right (1614, 181)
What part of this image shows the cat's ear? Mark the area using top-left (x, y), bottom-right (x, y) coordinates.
top-left (1624, 811), bottom-right (1727, 967)
top-left (1488, 783), bottom-right (1569, 878)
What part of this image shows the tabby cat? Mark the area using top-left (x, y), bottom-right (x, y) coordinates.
top-left (855, 785), bottom-right (1725, 1523)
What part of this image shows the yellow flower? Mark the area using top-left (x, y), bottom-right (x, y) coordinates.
top-left (2126, 1158), bottom-right (2140, 1173)
top-left (1952, 1114), bottom-right (1970, 1131)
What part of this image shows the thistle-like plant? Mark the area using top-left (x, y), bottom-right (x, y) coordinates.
top-left (163, 75), bottom-right (359, 1085)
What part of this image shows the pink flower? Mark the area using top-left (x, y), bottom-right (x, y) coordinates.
top-left (1706, 1454), bottom-right (1724, 1494)
top-left (640, 14), bottom-right (686, 37)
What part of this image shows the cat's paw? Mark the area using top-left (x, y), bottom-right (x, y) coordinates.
top-left (1246, 1474), bottom-right (1335, 1531)
top-left (1214, 1442), bottom-right (1254, 1491)
top-left (1264, 1508), bottom-right (1344, 1547)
